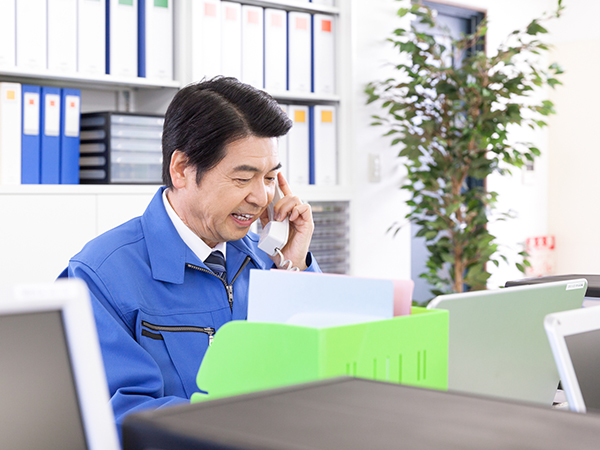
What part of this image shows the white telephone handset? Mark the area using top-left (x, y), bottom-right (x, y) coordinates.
top-left (258, 186), bottom-right (289, 257)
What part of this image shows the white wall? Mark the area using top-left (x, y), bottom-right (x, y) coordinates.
top-left (546, 0), bottom-right (600, 274)
top-left (349, 0), bottom-right (413, 280)
top-left (349, 0), bottom-right (556, 287)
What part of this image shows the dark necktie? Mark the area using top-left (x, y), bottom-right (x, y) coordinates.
top-left (205, 250), bottom-right (227, 281)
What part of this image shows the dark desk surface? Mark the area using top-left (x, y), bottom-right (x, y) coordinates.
top-left (123, 378), bottom-right (600, 450)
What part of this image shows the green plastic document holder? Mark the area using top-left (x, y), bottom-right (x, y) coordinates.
top-left (191, 307), bottom-right (448, 403)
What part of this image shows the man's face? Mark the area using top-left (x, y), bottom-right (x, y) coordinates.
top-left (171, 136), bottom-right (280, 248)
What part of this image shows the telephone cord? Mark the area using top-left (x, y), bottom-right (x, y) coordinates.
top-left (275, 248), bottom-right (299, 271)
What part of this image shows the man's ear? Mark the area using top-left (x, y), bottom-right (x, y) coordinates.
top-left (170, 150), bottom-right (189, 189)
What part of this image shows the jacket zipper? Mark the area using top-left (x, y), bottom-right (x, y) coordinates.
top-left (141, 320), bottom-right (216, 345)
top-left (186, 255), bottom-right (252, 313)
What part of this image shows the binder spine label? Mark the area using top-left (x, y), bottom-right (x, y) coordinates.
top-left (23, 93), bottom-right (40, 136)
top-left (44, 95), bottom-right (61, 137)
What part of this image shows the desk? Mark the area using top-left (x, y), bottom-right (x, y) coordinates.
top-left (123, 378), bottom-right (600, 450)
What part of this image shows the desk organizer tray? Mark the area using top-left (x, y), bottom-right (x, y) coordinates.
top-left (191, 307), bottom-right (448, 402)
top-left (79, 111), bottom-right (164, 184)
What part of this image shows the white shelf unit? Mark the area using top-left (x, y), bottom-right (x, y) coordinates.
top-left (0, 0), bottom-right (355, 283)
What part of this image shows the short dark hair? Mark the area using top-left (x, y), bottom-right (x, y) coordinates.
top-left (162, 77), bottom-right (293, 187)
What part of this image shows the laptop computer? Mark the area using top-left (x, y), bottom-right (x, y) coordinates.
top-left (545, 305), bottom-right (600, 413)
top-left (427, 279), bottom-right (587, 405)
top-left (0, 279), bottom-right (120, 450)
top-left (506, 274), bottom-right (600, 307)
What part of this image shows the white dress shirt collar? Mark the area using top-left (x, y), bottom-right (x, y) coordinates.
top-left (162, 188), bottom-right (227, 263)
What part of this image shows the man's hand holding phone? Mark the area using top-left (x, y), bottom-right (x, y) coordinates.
top-left (258, 172), bottom-right (314, 271)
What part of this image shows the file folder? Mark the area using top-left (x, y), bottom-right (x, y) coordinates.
top-left (16, 0), bottom-right (47, 71)
top-left (0, 0), bottom-right (16, 68)
top-left (278, 104), bottom-right (290, 181)
top-left (264, 8), bottom-right (287, 92)
top-left (191, 0), bottom-right (222, 81)
top-left (40, 87), bottom-right (61, 184)
top-left (78, 0), bottom-right (106, 75)
top-left (60, 89), bottom-right (81, 184)
top-left (106, 0), bottom-right (138, 78)
top-left (192, 307), bottom-right (448, 402)
top-left (220, 2), bottom-right (241, 80)
top-left (287, 104), bottom-right (310, 186)
top-left (48, 0), bottom-right (77, 73)
top-left (0, 83), bottom-right (22, 186)
top-left (311, 105), bottom-right (337, 186)
top-left (312, 0), bottom-right (335, 5)
top-left (138, 0), bottom-right (173, 80)
top-left (288, 11), bottom-right (312, 93)
top-left (21, 85), bottom-right (41, 184)
top-left (312, 14), bottom-right (335, 94)
top-left (241, 5), bottom-right (264, 88)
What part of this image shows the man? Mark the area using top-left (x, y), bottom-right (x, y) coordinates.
top-left (60, 77), bottom-right (321, 431)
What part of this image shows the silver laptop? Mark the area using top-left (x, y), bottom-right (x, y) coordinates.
top-left (427, 279), bottom-right (587, 405)
top-left (0, 279), bottom-right (120, 450)
top-left (545, 305), bottom-right (600, 413)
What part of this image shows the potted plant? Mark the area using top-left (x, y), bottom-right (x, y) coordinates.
top-left (365, 1), bottom-right (564, 297)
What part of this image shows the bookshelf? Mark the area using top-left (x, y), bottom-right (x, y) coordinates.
top-left (0, 0), bottom-right (354, 283)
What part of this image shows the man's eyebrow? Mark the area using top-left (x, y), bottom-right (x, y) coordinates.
top-left (233, 163), bottom-right (282, 173)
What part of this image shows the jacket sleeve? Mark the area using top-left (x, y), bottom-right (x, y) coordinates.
top-left (304, 252), bottom-right (322, 273)
top-left (61, 262), bottom-right (188, 436)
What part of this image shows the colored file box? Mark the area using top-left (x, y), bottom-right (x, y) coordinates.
top-left (191, 307), bottom-right (448, 402)
top-left (21, 84), bottom-right (41, 184)
top-left (79, 112), bottom-right (164, 184)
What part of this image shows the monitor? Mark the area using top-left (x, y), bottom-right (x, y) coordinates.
top-left (0, 279), bottom-right (120, 450)
top-left (545, 305), bottom-right (600, 413)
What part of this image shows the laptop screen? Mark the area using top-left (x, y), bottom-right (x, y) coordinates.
top-left (0, 310), bottom-right (88, 449)
top-left (564, 329), bottom-right (600, 412)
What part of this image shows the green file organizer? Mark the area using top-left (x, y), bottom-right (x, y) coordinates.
top-left (190, 307), bottom-right (448, 403)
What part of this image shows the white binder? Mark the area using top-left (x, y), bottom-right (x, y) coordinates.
top-left (264, 8), bottom-right (287, 93)
top-left (16, 0), bottom-right (47, 71)
top-left (0, 0), bottom-right (16, 69)
top-left (107, 0), bottom-right (138, 78)
top-left (0, 83), bottom-right (22, 185)
top-left (313, 105), bottom-right (337, 186)
top-left (241, 5), bottom-right (264, 88)
top-left (192, 0), bottom-right (222, 81)
top-left (78, 0), bottom-right (106, 76)
top-left (287, 104), bottom-right (310, 186)
top-left (312, 14), bottom-right (335, 95)
top-left (48, 0), bottom-right (77, 73)
top-left (221, 1), bottom-right (241, 80)
top-left (287, 11), bottom-right (312, 93)
top-left (140, 0), bottom-right (173, 80)
top-left (312, 0), bottom-right (335, 5)
top-left (278, 104), bottom-right (290, 181)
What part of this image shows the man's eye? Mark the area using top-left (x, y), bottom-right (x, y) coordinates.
top-left (236, 178), bottom-right (251, 183)
top-left (265, 176), bottom-right (276, 183)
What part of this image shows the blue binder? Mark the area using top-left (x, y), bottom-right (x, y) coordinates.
top-left (40, 86), bottom-right (61, 184)
top-left (138, 0), bottom-right (146, 77)
top-left (60, 88), bottom-right (81, 184)
top-left (308, 105), bottom-right (315, 185)
top-left (21, 85), bottom-right (41, 184)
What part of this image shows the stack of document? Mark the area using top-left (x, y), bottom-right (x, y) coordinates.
top-left (247, 270), bottom-right (403, 328)
top-left (79, 112), bottom-right (164, 184)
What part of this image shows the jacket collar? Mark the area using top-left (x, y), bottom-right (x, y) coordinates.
top-left (141, 187), bottom-right (270, 284)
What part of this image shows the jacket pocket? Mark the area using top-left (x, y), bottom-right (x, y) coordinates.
top-left (139, 318), bottom-right (215, 398)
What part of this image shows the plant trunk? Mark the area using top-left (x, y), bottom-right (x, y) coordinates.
top-left (454, 249), bottom-right (465, 293)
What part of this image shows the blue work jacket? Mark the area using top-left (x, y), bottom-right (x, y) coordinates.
top-left (60, 187), bottom-right (320, 431)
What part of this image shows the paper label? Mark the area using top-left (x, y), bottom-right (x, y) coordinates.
top-left (566, 282), bottom-right (586, 291)
top-left (23, 92), bottom-right (40, 135)
top-left (64, 95), bottom-right (80, 137)
top-left (44, 94), bottom-right (61, 137)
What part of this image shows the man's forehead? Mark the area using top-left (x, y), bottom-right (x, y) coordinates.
top-left (232, 163), bottom-right (282, 173)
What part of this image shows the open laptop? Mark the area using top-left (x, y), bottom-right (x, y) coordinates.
top-left (427, 279), bottom-right (587, 405)
top-left (545, 305), bottom-right (600, 413)
top-left (0, 279), bottom-right (120, 450)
